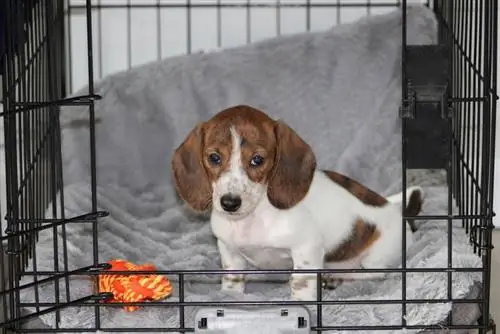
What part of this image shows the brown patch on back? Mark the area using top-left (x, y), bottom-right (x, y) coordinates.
top-left (322, 170), bottom-right (387, 207)
top-left (324, 219), bottom-right (381, 262)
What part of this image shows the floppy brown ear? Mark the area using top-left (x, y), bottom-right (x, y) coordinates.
top-left (267, 121), bottom-right (316, 209)
top-left (171, 124), bottom-right (212, 213)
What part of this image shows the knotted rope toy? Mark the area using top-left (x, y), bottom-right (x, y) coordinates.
top-left (98, 259), bottom-right (173, 312)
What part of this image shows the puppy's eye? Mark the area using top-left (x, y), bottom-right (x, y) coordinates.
top-left (208, 153), bottom-right (222, 166)
top-left (250, 154), bottom-right (264, 167)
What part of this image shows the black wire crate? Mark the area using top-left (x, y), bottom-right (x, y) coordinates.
top-left (0, 0), bottom-right (68, 329)
top-left (0, 0), bottom-right (101, 332)
top-left (0, 0), bottom-right (498, 333)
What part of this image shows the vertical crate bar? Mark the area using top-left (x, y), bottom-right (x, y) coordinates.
top-left (83, 0), bottom-right (100, 329)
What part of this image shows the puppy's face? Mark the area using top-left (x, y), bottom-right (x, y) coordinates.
top-left (203, 114), bottom-right (277, 219)
top-left (172, 105), bottom-right (316, 219)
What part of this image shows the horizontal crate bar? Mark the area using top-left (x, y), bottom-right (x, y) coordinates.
top-left (403, 214), bottom-right (494, 220)
top-left (0, 295), bottom-right (101, 328)
top-left (69, 3), bottom-right (401, 10)
top-left (19, 297), bottom-right (486, 308)
top-left (0, 264), bottom-right (103, 296)
top-left (6, 217), bottom-right (98, 224)
top-left (0, 211), bottom-right (109, 241)
top-left (20, 266), bottom-right (486, 277)
top-left (4, 94), bottom-right (103, 115)
top-left (13, 324), bottom-right (492, 333)
top-left (449, 96), bottom-right (488, 102)
top-left (2, 212), bottom-right (494, 233)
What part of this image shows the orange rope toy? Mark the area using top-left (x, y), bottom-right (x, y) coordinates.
top-left (98, 259), bottom-right (173, 312)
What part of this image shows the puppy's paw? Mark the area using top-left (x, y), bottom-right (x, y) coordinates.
top-left (290, 275), bottom-right (317, 301)
top-left (322, 277), bottom-right (343, 290)
top-left (221, 274), bottom-right (245, 294)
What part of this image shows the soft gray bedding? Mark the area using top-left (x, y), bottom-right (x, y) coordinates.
top-left (19, 5), bottom-right (483, 333)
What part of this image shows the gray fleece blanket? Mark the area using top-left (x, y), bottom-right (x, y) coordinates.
top-left (19, 6), bottom-right (483, 333)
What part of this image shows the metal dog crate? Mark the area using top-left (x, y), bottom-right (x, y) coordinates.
top-left (0, 0), bottom-right (498, 332)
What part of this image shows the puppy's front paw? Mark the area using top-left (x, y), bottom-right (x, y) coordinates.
top-left (290, 276), bottom-right (317, 301)
top-left (221, 274), bottom-right (245, 294)
top-left (322, 276), bottom-right (343, 290)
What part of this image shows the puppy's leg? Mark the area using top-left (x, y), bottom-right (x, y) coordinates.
top-left (290, 244), bottom-right (324, 301)
top-left (324, 236), bottom-right (401, 286)
top-left (323, 257), bottom-right (362, 289)
top-left (355, 234), bottom-right (402, 280)
top-left (353, 214), bottom-right (409, 281)
top-left (217, 239), bottom-right (247, 294)
top-left (323, 264), bottom-right (386, 288)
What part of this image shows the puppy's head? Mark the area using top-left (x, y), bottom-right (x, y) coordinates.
top-left (171, 105), bottom-right (316, 219)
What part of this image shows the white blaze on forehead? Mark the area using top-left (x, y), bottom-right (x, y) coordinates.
top-left (212, 126), bottom-right (266, 218)
top-left (229, 127), bottom-right (243, 173)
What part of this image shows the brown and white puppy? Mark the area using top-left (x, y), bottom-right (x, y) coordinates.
top-left (172, 105), bottom-right (424, 301)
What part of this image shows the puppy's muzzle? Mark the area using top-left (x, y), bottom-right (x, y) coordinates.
top-left (220, 194), bottom-right (242, 213)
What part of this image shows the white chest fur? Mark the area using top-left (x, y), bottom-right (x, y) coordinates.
top-left (211, 199), bottom-right (297, 269)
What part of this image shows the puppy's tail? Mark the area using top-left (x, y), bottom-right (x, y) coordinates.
top-left (386, 186), bottom-right (425, 233)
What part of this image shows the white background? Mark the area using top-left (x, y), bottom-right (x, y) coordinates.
top-left (1, 0), bottom-right (500, 229)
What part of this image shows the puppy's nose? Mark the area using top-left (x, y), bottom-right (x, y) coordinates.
top-left (220, 194), bottom-right (242, 212)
